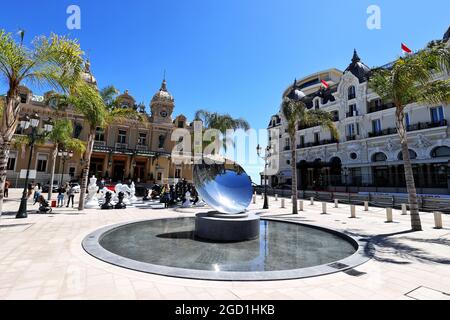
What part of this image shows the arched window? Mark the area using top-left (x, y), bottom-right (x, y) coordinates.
top-left (372, 152), bottom-right (387, 162)
top-left (348, 86), bottom-right (356, 100)
top-left (398, 150), bottom-right (417, 160)
top-left (431, 146), bottom-right (450, 158)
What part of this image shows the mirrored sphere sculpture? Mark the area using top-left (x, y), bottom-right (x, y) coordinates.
top-left (193, 158), bottom-right (253, 214)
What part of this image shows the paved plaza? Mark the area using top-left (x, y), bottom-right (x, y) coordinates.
top-left (0, 189), bottom-right (449, 300)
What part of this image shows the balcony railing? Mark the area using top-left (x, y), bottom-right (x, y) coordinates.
top-left (346, 135), bottom-right (357, 141)
top-left (407, 120), bottom-right (448, 132)
top-left (368, 103), bottom-right (395, 114)
top-left (115, 143), bottom-right (128, 149)
top-left (368, 128), bottom-right (398, 138)
top-left (136, 145), bottom-right (148, 151)
top-left (94, 140), bottom-right (106, 147)
top-left (297, 139), bottom-right (338, 149)
top-left (346, 110), bottom-right (359, 118)
top-left (284, 146), bottom-right (291, 151)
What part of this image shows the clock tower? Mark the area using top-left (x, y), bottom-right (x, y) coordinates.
top-left (150, 78), bottom-right (174, 123)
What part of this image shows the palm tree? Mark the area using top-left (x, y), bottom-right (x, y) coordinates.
top-left (370, 42), bottom-right (450, 231)
top-left (194, 109), bottom-right (250, 133)
top-left (281, 92), bottom-right (339, 215)
top-left (99, 85), bottom-right (120, 111)
top-left (53, 82), bottom-right (143, 210)
top-left (194, 109), bottom-right (250, 155)
top-left (47, 119), bottom-right (86, 200)
top-left (0, 30), bottom-right (84, 215)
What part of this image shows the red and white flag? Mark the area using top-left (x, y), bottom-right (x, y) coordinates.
top-left (401, 43), bottom-right (412, 54)
top-left (321, 80), bottom-right (329, 89)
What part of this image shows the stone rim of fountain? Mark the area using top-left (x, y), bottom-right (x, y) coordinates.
top-left (82, 217), bottom-right (370, 281)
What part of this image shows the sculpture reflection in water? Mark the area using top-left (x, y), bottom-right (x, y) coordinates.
top-left (193, 159), bottom-right (253, 214)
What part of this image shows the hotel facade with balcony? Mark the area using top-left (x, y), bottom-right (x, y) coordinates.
top-left (3, 63), bottom-right (193, 187)
top-left (266, 27), bottom-right (450, 195)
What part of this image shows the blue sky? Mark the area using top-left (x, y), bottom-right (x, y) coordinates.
top-left (1, 0), bottom-right (449, 182)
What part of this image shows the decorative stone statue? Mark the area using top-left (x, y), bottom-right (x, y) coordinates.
top-left (129, 182), bottom-right (138, 204)
top-left (113, 183), bottom-right (123, 203)
top-left (115, 192), bottom-right (127, 209)
top-left (143, 189), bottom-right (151, 201)
top-left (182, 190), bottom-right (191, 208)
top-left (101, 192), bottom-right (114, 210)
top-left (120, 184), bottom-right (132, 205)
top-left (85, 176), bottom-right (100, 209)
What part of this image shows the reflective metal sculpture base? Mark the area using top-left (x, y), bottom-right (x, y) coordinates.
top-left (195, 212), bottom-right (260, 242)
top-left (193, 157), bottom-right (259, 242)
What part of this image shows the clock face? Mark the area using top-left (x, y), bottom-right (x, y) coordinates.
top-left (160, 110), bottom-right (168, 118)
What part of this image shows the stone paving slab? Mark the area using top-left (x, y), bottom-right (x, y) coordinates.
top-left (0, 189), bottom-right (449, 300)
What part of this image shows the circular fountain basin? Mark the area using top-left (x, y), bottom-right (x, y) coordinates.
top-left (83, 217), bottom-right (369, 281)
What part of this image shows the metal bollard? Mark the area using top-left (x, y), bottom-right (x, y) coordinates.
top-left (322, 202), bottom-right (327, 214)
top-left (252, 195), bottom-right (256, 204)
top-left (275, 194), bottom-right (278, 201)
top-left (334, 199), bottom-right (339, 208)
top-left (386, 208), bottom-right (393, 223)
top-left (364, 201), bottom-right (369, 211)
top-left (401, 204), bottom-right (407, 215)
top-left (299, 200), bottom-right (304, 211)
top-left (434, 212), bottom-right (443, 229)
top-left (350, 205), bottom-right (356, 218)
top-left (281, 198), bottom-right (285, 209)
top-left (310, 197), bottom-right (314, 205)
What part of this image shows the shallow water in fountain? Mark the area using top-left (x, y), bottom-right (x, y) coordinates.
top-left (99, 218), bottom-right (356, 272)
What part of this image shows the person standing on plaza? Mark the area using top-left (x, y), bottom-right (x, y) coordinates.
top-left (4, 179), bottom-right (10, 198)
top-left (66, 185), bottom-right (75, 208)
top-left (57, 187), bottom-right (65, 208)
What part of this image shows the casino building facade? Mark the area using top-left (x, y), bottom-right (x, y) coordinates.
top-left (266, 26), bottom-right (450, 195)
top-left (3, 62), bottom-right (193, 187)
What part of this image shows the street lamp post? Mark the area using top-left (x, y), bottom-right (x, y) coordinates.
top-left (58, 150), bottom-right (74, 187)
top-left (16, 114), bottom-right (53, 219)
top-left (257, 144), bottom-right (273, 210)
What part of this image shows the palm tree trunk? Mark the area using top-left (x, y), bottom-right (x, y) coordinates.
top-left (0, 140), bottom-right (11, 216)
top-left (396, 107), bottom-right (422, 231)
top-left (47, 145), bottom-right (58, 201)
top-left (291, 134), bottom-right (298, 214)
top-left (0, 92), bottom-right (20, 216)
top-left (78, 132), bottom-right (94, 211)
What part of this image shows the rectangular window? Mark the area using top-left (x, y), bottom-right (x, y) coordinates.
top-left (69, 167), bottom-right (76, 178)
top-left (19, 94), bottom-right (27, 103)
top-left (7, 154), bottom-right (16, 171)
top-left (347, 124), bottom-right (354, 135)
top-left (430, 106), bottom-right (444, 123)
top-left (314, 132), bottom-right (320, 144)
top-left (405, 113), bottom-right (411, 127)
top-left (117, 130), bottom-right (127, 144)
top-left (348, 104), bottom-right (358, 117)
top-left (178, 121), bottom-right (184, 128)
top-left (36, 154), bottom-right (48, 172)
top-left (175, 169), bottom-right (181, 179)
top-left (285, 138), bottom-right (290, 148)
top-left (300, 135), bottom-right (305, 147)
top-left (332, 111), bottom-right (339, 122)
top-left (138, 133), bottom-right (147, 146)
top-left (372, 119), bottom-right (382, 133)
top-left (95, 127), bottom-right (105, 141)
